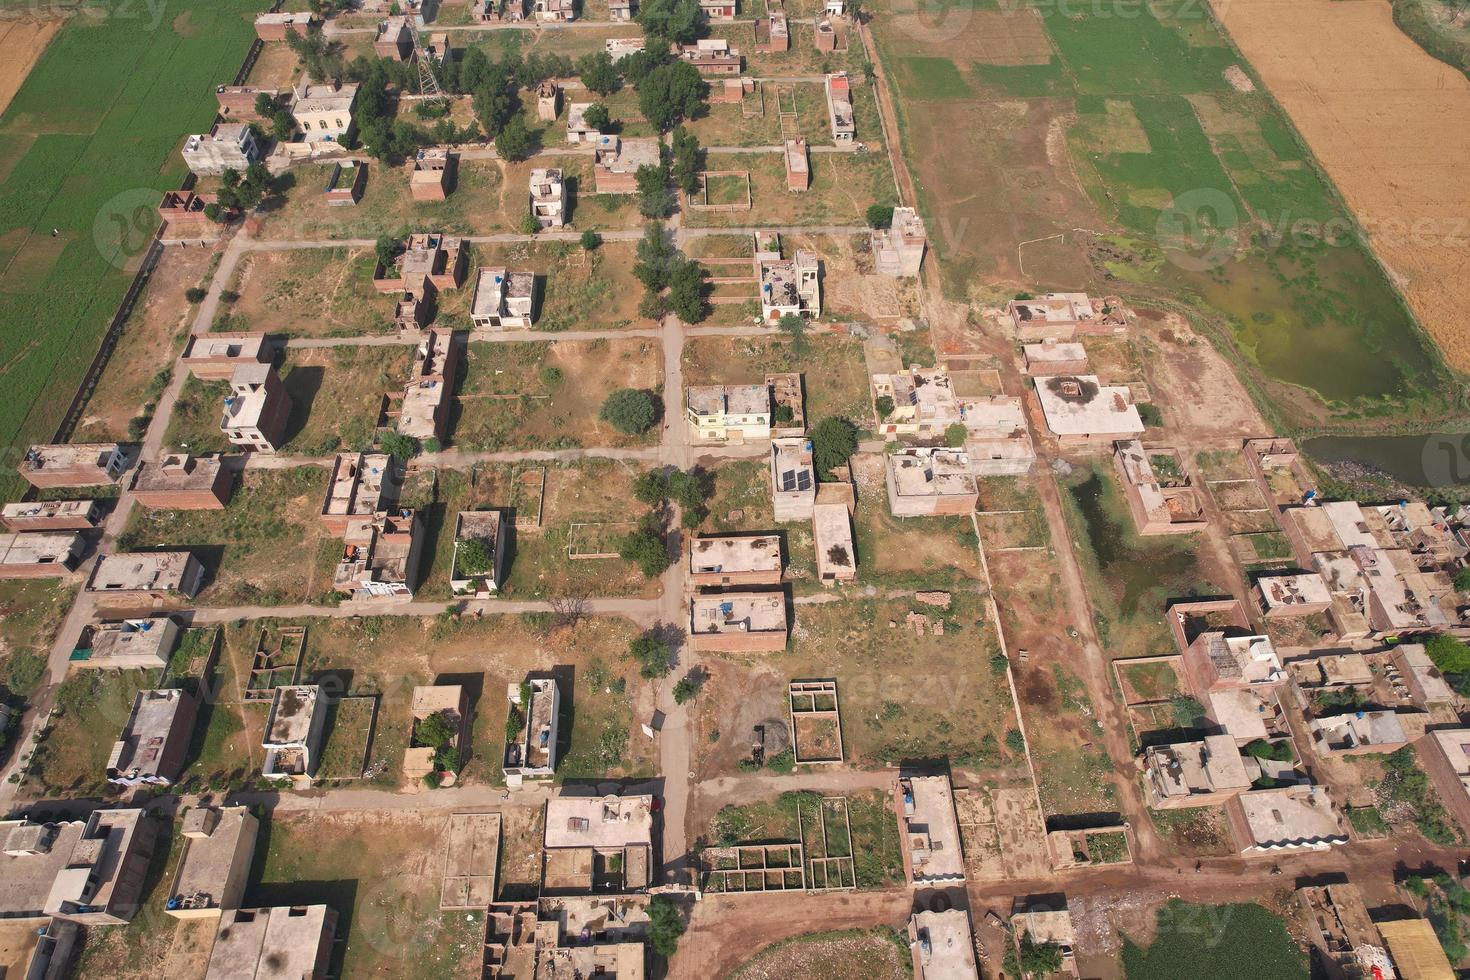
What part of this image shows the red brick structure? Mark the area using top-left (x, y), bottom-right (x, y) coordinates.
top-left (20, 444), bottom-right (128, 489)
top-left (181, 332), bottom-right (270, 381)
top-left (1, 499), bottom-right (104, 532)
top-left (131, 454), bottom-right (234, 510)
top-left (158, 190), bottom-right (222, 242)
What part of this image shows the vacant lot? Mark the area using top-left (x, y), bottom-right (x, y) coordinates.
top-left (683, 151), bottom-right (896, 229)
top-left (454, 338), bottom-right (660, 450)
top-left (166, 345), bottom-right (411, 456)
top-left (848, 452), bottom-right (983, 589)
top-left (682, 332), bottom-right (870, 424)
top-left (1061, 464), bottom-right (1220, 660)
top-left (0, 1), bottom-right (258, 501)
top-left (728, 927), bottom-right (910, 980)
top-left (0, 579), bottom-right (73, 704)
top-left (248, 810), bottom-right (486, 978)
top-left (456, 239), bottom-right (650, 333)
top-left (119, 468), bottom-right (339, 607)
top-left (216, 247), bottom-right (385, 338)
top-left (1122, 900), bottom-right (1308, 980)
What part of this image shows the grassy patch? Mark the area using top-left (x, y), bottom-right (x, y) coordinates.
top-left (1121, 900), bottom-right (1308, 980)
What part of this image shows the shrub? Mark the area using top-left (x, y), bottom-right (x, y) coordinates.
top-left (1426, 633), bottom-right (1470, 674)
top-left (378, 430), bottom-right (420, 461)
top-left (1005, 728), bottom-right (1025, 754)
top-left (1137, 403), bottom-right (1164, 427)
top-left (619, 526), bottom-right (671, 579)
top-left (874, 394), bottom-right (895, 419)
top-left (673, 674), bottom-right (702, 704)
top-left (766, 749), bottom-right (795, 773)
top-left (944, 422), bottom-right (968, 448)
top-left (457, 538), bottom-right (494, 576)
top-left (184, 286), bottom-right (208, 303)
top-left (600, 388), bottom-right (659, 434)
top-left (647, 896), bottom-right (686, 957)
top-left (580, 229), bottom-right (602, 251)
top-left (866, 203), bottom-right (894, 229)
top-left (539, 366), bottom-right (564, 387)
top-left (414, 710), bottom-right (458, 749)
top-left (582, 102), bottom-right (612, 131)
top-left (628, 633), bottom-right (673, 678)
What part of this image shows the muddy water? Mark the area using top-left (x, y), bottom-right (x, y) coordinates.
top-left (1067, 472), bottom-right (1198, 616)
top-left (1304, 433), bottom-right (1470, 488)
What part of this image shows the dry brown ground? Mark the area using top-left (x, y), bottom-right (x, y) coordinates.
top-left (75, 245), bottom-right (216, 441)
top-left (0, 14), bottom-right (63, 116)
top-left (1215, 0), bottom-right (1470, 371)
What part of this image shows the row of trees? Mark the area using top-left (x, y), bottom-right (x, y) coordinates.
top-left (634, 224), bottom-right (708, 323)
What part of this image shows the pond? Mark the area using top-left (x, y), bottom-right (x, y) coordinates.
top-left (1067, 471), bottom-right (1201, 618)
top-left (1303, 433), bottom-right (1470, 488)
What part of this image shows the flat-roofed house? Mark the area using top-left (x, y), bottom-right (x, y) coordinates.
top-left (677, 39), bottom-right (742, 76)
top-left (1023, 339), bottom-right (1089, 376)
top-left (758, 249), bottom-right (821, 321)
top-left (20, 443), bottom-right (127, 489)
top-left (690, 591), bottom-right (789, 653)
top-left (107, 688), bottom-right (200, 787)
top-left (567, 102), bottom-right (599, 144)
top-left (378, 232), bottom-right (468, 295)
top-left (471, 267), bottom-right (537, 328)
top-left (323, 159), bottom-right (367, 205)
top-left (72, 617), bottom-right (180, 670)
top-left (1419, 728), bottom-right (1470, 836)
top-left (182, 332), bottom-right (270, 380)
top-left (1112, 441), bottom-right (1207, 535)
top-left (409, 148), bottom-right (454, 200)
top-left (542, 794), bottom-right (653, 895)
top-left (290, 77), bottom-right (359, 143)
top-left (761, 8), bottom-right (791, 52)
top-left (404, 684), bottom-right (470, 781)
top-left (1033, 375), bottom-right (1144, 443)
top-left (896, 773), bottom-right (965, 884)
top-left (333, 510), bottom-right (425, 600)
top-left (605, 37), bottom-right (645, 61)
top-left (0, 499), bottom-right (103, 532)
top-left (321, 453), bottom-right (399, 534)
top-left (700, 0), bottom-right (737, 17)
top-left (885, 448), bottom-right (978, 517)
top-left (1, 811), bottom-right (155, 925)
top-left (261, 685), bottom-right (327, 786)
top-left (165, 806), bottom-right (259, 919)
top-left (1225, 785), bottom-right (1349, 853)
top-left (784, 138), bottom-right (809, 192)
top-left (813, 502), bottom-right (856, 585)
top-left (536, 81), bottom-right (561, 120)
top-left (504, 677), bottom-right (560, 785)
top-left (1309, 710), bottom-right (1419, 756)
top-left (609, 0), bottom-right (636, 19)
top-left (872, 207), bottom-right (927, 277)
top-left (181, 123), bottom-right (260, 176)
top-left (909, 909), bottom-right (981, 980)
top-left (220, 363), bottom-right (292, 452)
top-left (1255, 572), bottom-right (1332, 618)
top-left (451, 509), bottom-right (509, 595)
top-left (1394, 644), bottom-right (1457, 712)
top-left (593, 136), bottom-right (661, 194)
top-left (131, 454), bottom-right (234, 510)
top-left (825, 72), bottom-right (855, 142)
top-left (872, 367), bottom-right (961, 439)
top-left (959, 395), bottom-right (1035, 477)
top-left (1144, 734), bottom-right (1251, 808)
top-left (688, 534), bottom-right (783, 587)
top-left (770, 437), bottom-right (816, 522)
top-left (374, 15), bottom-right (414, 59)
top-left (159, 189), bottom-right (223, 243)
top-left (1007, 292), bottom-right (1111, 341)
top-left (686, 384), bottom-right (772, 442)
top-left (254, 10), bottom-right (318, 40)
top-left (815, 16), bottom-right (839, 51)
top-left (530, 167), bottom-right (566, 228)
top-left (205, 904), bottom-right (338, 980)
top-left (0, 532), bottom-right (84, 579)
top-left (533, 0), bottom-right (577, 21)
top-left (1181, 630), bottom-right (1284, 694)
top-left (1012, 905), bottom-right (1077, 974)
top-left (396, 329), bottom-right (460, 442)
top-left (87, 551), bottom-right (205, 601)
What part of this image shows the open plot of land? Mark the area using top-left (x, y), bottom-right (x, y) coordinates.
top-left (726, 927), bottom-right (910, 980)
top-left (783, 594), bottom-right (1020, 769)
top-left (246, 809), bottom-right (487, 978)
top-left (683, 151), bottom-right (896, 229)
top-left (488, 458), bottom-right (662, 600)
top-left (73, 245), bottom-right (213, 442)
top-left (706, 789), bottom-right (902, 889)
top-left (214, 246), bottom-right (386, 338)
top-left (458, 239), bottom-right (650, 332)
top-left (1060, 464), bottom-right (1222, 660)
top-left (316, 695), bottom-right (379, 780)
top-left (849, 452), bottom-right (984, 589)
top-left (195, 612), bottom-right (654, 793)
top-left (682, 331), bottom-right (870, 422)
top-left (119, 467), bottom-right (339, 606)
top-left (454, 337), bottom-right (660, 451)
top-left (684, 82), bottom-right (832, 148)
top-left (167, 345), bottom-right (412, 456)
top-left (28, 667), bottom-right (161, 797)
top-left (1148, 805), bottom-right (1237, 858)
top-left (0, 0), bottom-right (259, 501)
top-left (0, 578), bottom-right (75, 703)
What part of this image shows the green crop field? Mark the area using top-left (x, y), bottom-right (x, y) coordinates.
top-left (873, 0), bottom-right (1454, 424)
top-left (0, 1), bottom-right (264, 501)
